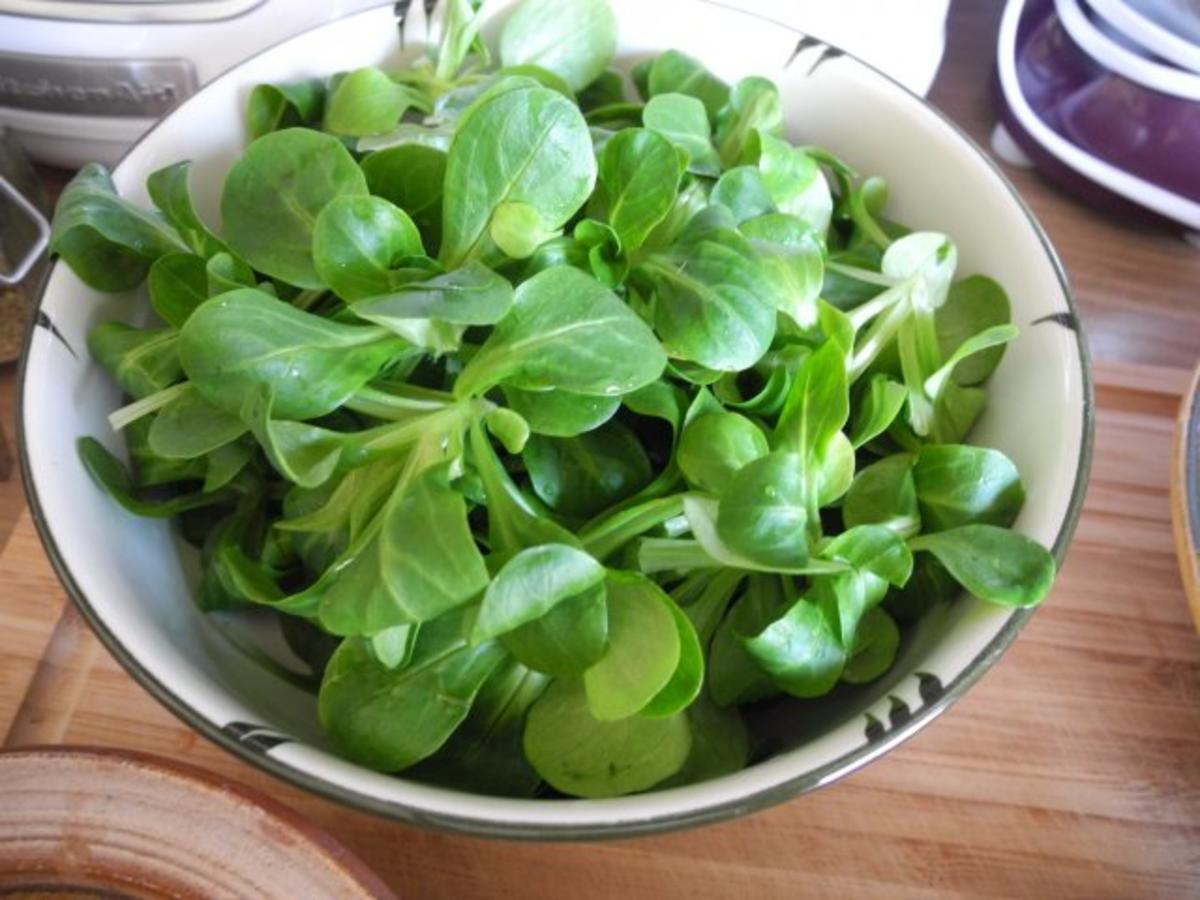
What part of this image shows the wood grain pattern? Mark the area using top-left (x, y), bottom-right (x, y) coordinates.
top-left (1, 3), bottom-right (1199, 897)
top-left (2, 363), bottom-right (1197, 899)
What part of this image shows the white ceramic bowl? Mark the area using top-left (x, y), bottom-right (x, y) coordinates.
top-left (19, 0), bottom-right (1093, 838)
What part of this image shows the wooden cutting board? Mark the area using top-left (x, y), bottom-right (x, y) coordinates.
top-left (2, 359), bottom-right (1198, 899)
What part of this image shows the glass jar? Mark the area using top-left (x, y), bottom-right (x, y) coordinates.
top-left (0, 127), bottom-right (51, 364)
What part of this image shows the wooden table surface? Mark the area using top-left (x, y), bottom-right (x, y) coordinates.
top-left (3, 3), bottom-right (1200, 897)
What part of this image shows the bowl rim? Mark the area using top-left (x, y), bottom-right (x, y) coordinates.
top-left (0, 745), bottom-right (395, 898)
top-left (16, 0), bottom-right (1096, 839)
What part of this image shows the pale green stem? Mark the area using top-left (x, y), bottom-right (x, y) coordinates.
top-left (827, 260), bottom-right (902, 288)
top-left (848, 299), bottom-right (911, 381)
top-left (580, 495), bottom-right (685, 562)
top-left (358, 403), bottom-right (473, 458)
top-left (898, 321), bottom-right (934, 436)
top-left (347, 384), bottom-right (453, 419)
top-left (637, 538), bottom-right (720, 575)
top-left (846, 277), bottom-right (914, 332)
top-left (108, 382), bottom-right (190, 432)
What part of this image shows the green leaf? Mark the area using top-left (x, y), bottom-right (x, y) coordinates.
top-left (849, 375), bottom-right (906, 449)
top-left (928, 380), bottom-right (987, 444)
top-left (350, 262), bottom-right (513, 330)
top-left (484, 406), bottom-right (530, 455)
top-left (318, 613), bottom-right (507, 771)
top-left (523, 422), bottom-right (652, 519)
top-left (498, 0), bottom-right (617, 92)
top-left (324, 66), bottom-right (428, 137)
top-left (148, 253), bottom-right (208, 328)
top-left (361, 145), bottom-right (447, 254)
top-left (410, 658), bottom-right (548, 796)
top-left (912, 444), bottom-right (1025, 532)
top-left (148, 384), bottom-right (248, 459)
top-left (240, 386), bottom-right (348, 488)
top-left (623, 380), bottom-right (688, 437)
top-left (936, 275), bottom-right (1013, 386)
top-left (646, 50), bottom-right (730, 121)
top-left (777, 339), bottom-right (849, 463)
top-left (501, 583), bottom-right (609, 676)
top-left (492, 200), bottom-right (563, 261)
top-left (246, 78), bottom-right (324, 139)
top-left (708, 574), bottom-right (785, 706)
top-left (578, 69), bottom-right (626, 112)
top-left (179, 288), bottom-right (406, 420)
top-left (753, 134), bottom-right (832, 233)
top-left (77, 437), bottom-right (235, 518)
top-left (640, 596), bottom-right (704, 717)
top-left (469, 421), bottom-right (578, 559)
top-left (203, 436), bottom-right (255, 492)
top-left (454, 266), bottom-right (666, 398)
top-left (677, 411), bottom-right (769, 494)
top-left (716, 451), bottom-right (809, 569)
top-left (818, 299), bottom-right (856, 356)
top-left (369, 624), bottom-right (418, 669)
top-left (882, 232), bottom-right (957, 310)
top-left (433, 0), bottom-right (489, 82)
top-left (641, 178), bottom-right (710, 251)
top-left (745, 590), bottom-right (846, 698)
top-left (502, 386), bottom-right (620, 437)
top-left (711, 166), bottom-right (775, 224)
top-left (715, 77), bottom-right (782, 166)
top-left (843, 454), bottom-right (920, 537)
top-left (88, 322), bottom-right (181, 399)
top-left (672, 495), bottom-right (845, 576)
top-left (739, 213), bottom-right (823, 328)
top-left (359, 121), bottom-right (455, 155)
top-left (822, 524), bottom-right (913, 588)
top-left (50, 163), bottom-right (186, 291)
top-left (146, 160), bottom-right (227, 257)
top-left (472, 543), bottom-right (605, 642)
top-left (221, 128), bottom-right (368, 288)
top-left (885, 555), bottom-right (959, 621)
top-left (497, 64), bottom-right (576, 98)
top-left (643, 234), bottom-right (776, 372)
top-left (642, 93), bottom-right (720, 177)
top-left (583, 571), bottom-right (681, 720)
top-left (660, 692), bottom-right (749, 786)
top-left (205, 252), bottom-right (257, 296)
top-left (123, 417), bottom-right (202, 487)
top-left (592, 127), bottom-right (683, 252)
top-left (842, 607), bottom-right (900, 684)
top-left (924, 324), bottom-right (1017, 400)
top-left (523, 677), bottom-right (691, 798)
top-left (308, 463), bottom-right (492, 634)
top-left (312, 195), bottom-right (425, 301)
top-left (573, 218), bottom-right (628, 288)
top-left (908, 524), bottom-right (1055, 607)
top-left (440, 85), bottom-right (595, 267)
top-left (816, 430), bottom-right (855, 506)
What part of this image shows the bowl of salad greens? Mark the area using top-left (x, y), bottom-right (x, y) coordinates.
top-left (20, 0), bottom-right (1092, 838)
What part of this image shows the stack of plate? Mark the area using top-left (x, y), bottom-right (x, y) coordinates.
top-left (994, 0), bottom-right (1200, 232)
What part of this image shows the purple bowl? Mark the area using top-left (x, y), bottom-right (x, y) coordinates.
top-left (995, 0), bottom-right (1200, 229)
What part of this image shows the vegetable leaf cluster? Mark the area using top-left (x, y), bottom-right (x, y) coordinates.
top-left (55, 0), bottom-right (1053, 800)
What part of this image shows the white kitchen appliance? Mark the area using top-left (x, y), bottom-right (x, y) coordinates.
top-left (0, 0), bottom-right (392, 166)
top-left (0, 0), bottom-right (950, 167)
